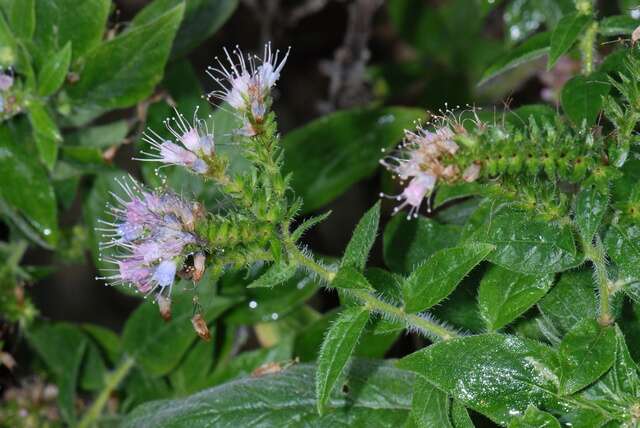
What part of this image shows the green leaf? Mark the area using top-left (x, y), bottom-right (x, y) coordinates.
top-left (0, 124), bottom-right (58, 246)
top-left (466, 208), bottom-right (582, 274)
top-left (283, 107), bottom-right (425, 213)
top-left (37, 42), bottom-right (71, 96)
top-left (398, 334), bottom-right (560, 426)
top-left (28, 100), bottom-right (61, 169)
top-left (291, 211), bottom-right (332, 242)
top-left (0, 12), bottom-right (17, 67)
top-left (405, 376), bottom-right (452, 428)
top-left (580, 326), bottom-right (640, 410)
top-left (27, 323), bottom-right (87, 425)
top-left (131, 0), bottom-right (239, 57)
top-left (82, 323), bottom-right (122, 365)
top-left (122, 295), bottom-right (235, 376)
top-left (169, 340), bottom-right (215, 396)
top-left (479, 31), bottom-right (550, 86)
top-left (316, 306), bottom-right (369, 415)
top-left (451, 400), bottom-right (475, 428)
top-left (383, 215), bottom-right (461, 274)
top-left (32, 0), bottom-right (110, 62)
top-left (332, 266), bottom-right (375, 291)
top-left (68, 4), bottom-right (185, 120)
top-left (478, 265), bottom-right (554, 331)
top-left (558, 319), bottom-right (616, 395)
top-left (79, 340), bottom-right (108, 391)
top-left (548, 12), bottom-right (591, 69)
top-left (6, 0), bottom-right (35, 40)
top-left (247, 262), bottom-right (298, 288)
top-left (574, 186), bottom-right (608, 243)
top-left (598, 15), bottom-right (638, 37)
top-left (605, 223), bottom-right (640, 282)
top-left (561, 72), bottom-right (611, 126)
top-left (123, 360), bottom-right (413, 427)
top-left (402, 243), bottom-right (494, 313)
top-left (537, 270), bottom-right (596, 335)
top-left (341, 201), bottom-right (380, 271)
top-left (508, 405), bottom-right (561, 428)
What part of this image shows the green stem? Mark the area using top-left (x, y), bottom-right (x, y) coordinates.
top-left (588, 237), bottom-right (613, 326)
top-left (77, 357), bottom-right (135, 428)
top-left (579, 21), bottom-right (598, 75)
top-left (285, 241), bottom-right (458, 340)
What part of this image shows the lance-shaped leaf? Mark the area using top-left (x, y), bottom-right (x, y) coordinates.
top-left (38, 42), bottom-right (72, 96)
top-left (561, 73), bottom-right (611, 126)
top-left (247, 262), bottom-right (298, 288)
top-left (28, 100), bottom-right (61, 170)
top-left (316, 306), bottom-right (369, 415)
top-left (123, 360), bottom-right (413, 426)
top-left (479, 265), bottom-right (554, 331)
top-left (548, 12), bottom-right (591, 69)
top-left (574, 185), bottom-right (608, 244)
top-left (402, 243), bottom-right (493, 313)
top-left (605, 223), bottom-right (640, 282)
top-left (341, 201), bottom-right (380, 271)
top-left (558, 319), bottom-right (616, 395)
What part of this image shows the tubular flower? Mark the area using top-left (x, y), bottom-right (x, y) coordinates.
top-left (138, 107), bottom-right (214, 174)
top-left (207, 42), bottom-right (289, 134)
top-left (96, 177), bottom-right (204, 298)
top-left (380, 119), bottom-right (477, 219)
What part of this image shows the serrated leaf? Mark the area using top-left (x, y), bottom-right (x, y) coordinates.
top-left (122, 295), bottom-right (235, 376)
top-left (131, 0), bottom-right (238, 58)
top-left (605, 223), bottom-right (640, 282)
top-left (123, 360), bottom-right (413, 427)
top-left (574, 186), bottom-right (608, 243)
top-left (332, 266), bottom-right (375, 291)
top-left (27, 323), bottom-right (87, 425)
top-left (405, 376), bottom-right (452, 428)
top-left (33, 0), bottom-right (110, 62)
top-left (599, 15), bottom-right (638, 37)
top-left (68, 4), bottom-right (184, 122)
top-left (316, 306), bottom-right (369, 415)
top-left (548, 12), bottom-right (591, 69)
top-left (403, 243), bottom-right (493, 313)
top-left (341, 201), bottom-right (380, 271)
top-left (558, 319), bottom-right (616, 395)
top-left (38, 42), bottom-right (71, 96)
top-left (28, 100), bottom-right (61, 169)
top-left (383, 215), bottom-right (461, 274)
top-left (561, 72), bottom-right (611, 126)
top-left (0, 124), bottom-right (58, 246)
top-left (479, 31), bottom-right (550, 86)
top-left (466, 208), bottom-right (582, 274)
top-left (283, 107), bottom-right (425, 213)
top-left (247, 262), bottom-right (298, 288)
top-left (538, 270), bottom-right (596, 335)
top-left (291, 211), bottom-right (332, 242)
top-left (508, 405), bottom-right (560, 428)
top-left (398, 334), bottom-right (560, 426)
top-left (479, 265), bottom-right (554, 331)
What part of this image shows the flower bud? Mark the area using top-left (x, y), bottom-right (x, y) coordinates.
top-left (193, 252), bottom-right (206, 282)
top-left (156, 294), bottom-right (172, 321)
top-left (191, 313), bottom-right (211, 341)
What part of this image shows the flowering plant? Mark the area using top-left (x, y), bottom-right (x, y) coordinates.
top-left (3, 1), bottom-right (640, 427)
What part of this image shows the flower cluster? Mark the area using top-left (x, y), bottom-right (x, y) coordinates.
top-left (380, 118), bottom-right (481, 218)
top-left (207, 43), bottom-right (289, 136)
top-left (96, 177), bottom-right (205, 300)
top-left (138, 107), bottom-right (215, 175)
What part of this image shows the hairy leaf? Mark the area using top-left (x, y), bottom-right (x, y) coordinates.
top-left (341, 201), bottom-right (380, 271)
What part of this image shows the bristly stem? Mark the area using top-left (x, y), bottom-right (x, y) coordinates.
top-left (579, 21), bottom-right (598, 75)
top-left (77, 356), bottom-right (135, 428)
top-left (588, 237), bottom-right (613, 326)
top-left (285, 241), bottom-right (458, 341)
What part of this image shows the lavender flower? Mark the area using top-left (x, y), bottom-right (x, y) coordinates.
top-left (380, 117), bottom-right (476, 219)
top-left (138, 108), bottom-right (214, 175)
top-left (96, 177), bottom-right (203, 298)
top-left (207, 43), bottom-right (289, 130)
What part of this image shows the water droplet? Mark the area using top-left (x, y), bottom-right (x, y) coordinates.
top-left (249, 300), bottom-right (258, 309)
top-left (43, 228), bottom-right (51, 236)
top-left (271, 313), bottom-right (279, 320)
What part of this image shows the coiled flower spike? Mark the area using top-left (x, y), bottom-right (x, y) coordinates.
top-left (95, 176), bottom-right (204, 299)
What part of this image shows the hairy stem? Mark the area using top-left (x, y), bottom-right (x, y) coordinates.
top-left (579, 21), bottom-right (598, 75)
top-left (77, 357), bottom-right (135, 428)
top-left (286, 242), bottom-right (458, 340)
top-left (588, 237), bottom-right (613, 326)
